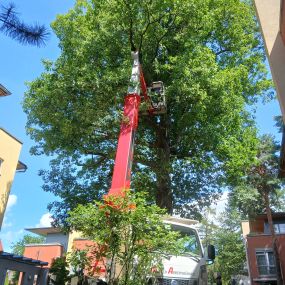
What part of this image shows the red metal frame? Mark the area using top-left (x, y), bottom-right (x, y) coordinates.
top-left (107, 52), bottom-right (151, 197)
top-left (108, 94), bottom-right (140, 196)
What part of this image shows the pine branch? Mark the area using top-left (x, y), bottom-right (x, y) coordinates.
top-left (0, 3), bottom-right (49, 47)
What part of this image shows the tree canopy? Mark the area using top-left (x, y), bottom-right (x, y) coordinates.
top-left (200, 205), bottom-right (247, 284)
top-left (227, 134), bottom-right (285, 285)
top-left (11, 234), bottom-right (44, 255)
top-left (229, 135), bottom-right (285, 218)
top-left (23, 0), bottom-right (272, 226)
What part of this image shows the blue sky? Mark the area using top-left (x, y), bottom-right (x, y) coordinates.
top-left (0, 0), bottom-right (75, 251)
top-left (0, 0), bottom-right (282, 252)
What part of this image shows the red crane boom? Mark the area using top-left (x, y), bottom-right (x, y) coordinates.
top-left (107, 52), bottom-right (166, 198)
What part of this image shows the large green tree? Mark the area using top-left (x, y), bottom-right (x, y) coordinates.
top-left (229, 135), bottom-right (285, 285)
top-left (23, 0), bottom-right (272, 226)
top-left (229, 135), bottom-right (285, 218)
top-left (11, 234), bottom-right (44, 255)
top-left (213, 229), bottom-right (246, 283)
top-left (200, 206), bottom-right (246, 284)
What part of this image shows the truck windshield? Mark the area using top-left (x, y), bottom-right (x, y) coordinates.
top-left (170, 224), bottom-right (202, 257)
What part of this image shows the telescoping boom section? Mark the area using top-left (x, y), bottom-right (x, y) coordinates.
top-left (107, 52), bottom-right (166, 197)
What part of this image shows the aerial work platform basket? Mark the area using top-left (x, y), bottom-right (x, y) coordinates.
top-left (147, 81), bottom-right (167, 115)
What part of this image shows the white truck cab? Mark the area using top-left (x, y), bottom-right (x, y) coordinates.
top-left (148, 217), bottom-right (215, 285)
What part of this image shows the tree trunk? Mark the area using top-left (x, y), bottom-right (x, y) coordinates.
top-left (156, 161), bottom-right (173, 213)
top-left (264, 192), bottom-right (283, 285)
top-left (155, 116), bottom-right (173, 213)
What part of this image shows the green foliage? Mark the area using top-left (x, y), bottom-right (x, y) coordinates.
top-left (202, 134), bottom-right (285, 283)
top-left (226, 134), bottom-right (285, 285)
top-left (10, 272), bottom-right (20, 285)
top-left (217, 211), bottom-right (246, 283)
top-left (200, 206), bottom-right (246, 284)
top-left (213, 230), bottom-right (246, 284)
top-left (11, 234), bottom-right (45, 255)
top-left (68, 191), bottom-right (183, 285)
top-left (229, 134), bottom-right (285, 217)
top-left (49, 257), bottom-right (70, 285)
top-left (23, 0), bottom-right (272, 225)
top-left (67, 249), bottom-right (90, 283)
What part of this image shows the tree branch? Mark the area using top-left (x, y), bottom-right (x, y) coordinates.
top-left (122, 0), bottom-right (136, 51)
top-left (150, 13), bottom-right (177, 63)
top-left (0, 3), bottom-right (49, 46)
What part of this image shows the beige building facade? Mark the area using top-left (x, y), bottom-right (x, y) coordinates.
top-left (254, 0), bottom-right (285, 117)
top-left (0, 128), bottom-right (23, 229)
top-left (254, 0), bottom-right (285, 176)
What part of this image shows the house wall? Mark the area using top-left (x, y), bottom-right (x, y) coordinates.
top-left (280, 0), bottom-right (285, 45)
top-left (46, 232), bottom-right (69, 251)
top-left (73, 239), bottom-right (95, 251)
top-left (249, 219), bottom-right (264, 234)
top-left (0, 129), bottom-right (22, 229)
top-left (241, 221), bottom-right (250, 237)
top-left (67, 230), bottom-right (82, 253)
top-left (254, 0), bottom-right (285, 120)
top-left (73, 239), bottom-right (106, 278)
top-left (247, 234), bottom-right (285, 284)
top-left (23, 244), bottom-right (63, 268)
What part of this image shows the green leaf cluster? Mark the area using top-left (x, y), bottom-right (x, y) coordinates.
top-left (49, 257), bottom-right (70, 285)
top-left (212, 230), bottom-right (246, 284)
top-left (229, 134), bottom-right (285, 218)
top-left (11, 234), bottom-right (45, 256)
top-left (200, 207), bottom-right (246, 284)
top-left (67, 249), bottom-right (90, 284)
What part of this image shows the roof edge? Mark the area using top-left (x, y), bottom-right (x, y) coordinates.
top-left (0, 84), bottom-right (11, 97)
top-left (25, 227), bottom-right (64, 236)
top-left (0, 128), bottom-right (23, 144)
top-left (25, 243), bottom-right (63, 247)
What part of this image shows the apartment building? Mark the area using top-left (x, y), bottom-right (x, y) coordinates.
top-left (242, 213), bottom-right (285, 284)
top-left (0, 84), bottom-right (27, 229)
top-left (0, 127), bottom-right (27, 229)
top-left (254, 0), bottom-right (285, 176)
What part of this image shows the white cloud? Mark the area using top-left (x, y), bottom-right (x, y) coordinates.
top-left (2, 194), bottom-right (18, 229)
top-left (36, 213), bottom-right (53, 227)
top-left (1, 212), bottom-right (53, 252)
top-left (2, 217), bottom-right (12, 229)
top-left (6, 194), bottom-right (17, 212)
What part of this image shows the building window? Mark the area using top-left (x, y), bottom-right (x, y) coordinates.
top-left (264, 221), bottom-right (285, 234)
top-left (274, 223), bottom-right (285, 233)
top-left (256, 250), bottom-right (276, 276)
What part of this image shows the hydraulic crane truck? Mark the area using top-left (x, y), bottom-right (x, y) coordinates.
top-left (105, 52), bottom-right (215, 285)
